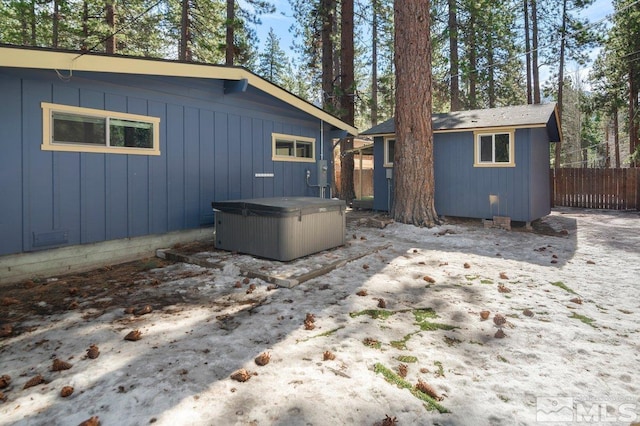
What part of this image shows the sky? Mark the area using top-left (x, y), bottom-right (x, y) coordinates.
top-left (253, 0), bottom-right (615, 58)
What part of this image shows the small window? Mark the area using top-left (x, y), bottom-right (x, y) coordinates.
top-left (42, 102), bottom-right (160, 156)
top-left (474, 130), bottom-right (514, 167)
top-left (384, 137), bottom-right (395, 167)
top-left (272, 133), bottom-right (315, 162)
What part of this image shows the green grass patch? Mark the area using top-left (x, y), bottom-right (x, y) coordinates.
top-left (596, 305), bottom-right (608, 311)
top-left (349, 309), bottom-right (395, 320)
top-left (412, 308), bottom-right (438, 322)
top-left (373, 363), bottom-right (450, 413)
top-left (396, 355), bottom-right (418, 363)
top-left (296, 326), bottom-right (344, 343)
top-left (498, 395), bottom-right (510, 402)
top-left (417, 321), bottom-right (457, 331)
top-left (434, 361), bottom-right (445, 378)
top-left (464, 275), bottom-right (479, 281)
top-left (390, 332), bottom-right (417, 350)
top-left (480, 279), bottom-right (494, 285)
top-left (496, 355), bottom-right (509, 363)
top-left (468, 340), bottom-right (484, 346)
top-left (551, 281), bottom-right (577, 295)
top-left (569, 312), bottom-right (597, 328)
top-left (506, 313), bottom-right (520, 319)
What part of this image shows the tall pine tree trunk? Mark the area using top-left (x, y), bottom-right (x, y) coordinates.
top-left (30, 0), bottom-right (36, 45)
top-left (555, 0), bottom-right (567, 169)
top-left (226, 0), bottom-right (235, 65)
top-left (81, 0), bottom-right (89, 50)
top-left (371, 0), bottom-right (379, 126)
top-left (468, 6), bottom-right (477, 109)
top-left (180, 0), bottom-right (192, 60)
top-left (524, 0), bottom-right (532, 104)
top-left (393, 0), bottom-right (438, 227)
top-left (105, 0), bottom-right (116, 54)
top-left (532, 0), bottom-right (540, 104)
top-left (630, 65), bottom-right (639, 166)
top-left (52, 0), bottom-right (60, 48)
top-left (340, 0), bottom-right (355, 204)
top-left (614, 106), bottom-right (620, 168)
top-left (448, 0), bottom-right (460, 111)
top-left (321, 0), bottom-right (335, 110)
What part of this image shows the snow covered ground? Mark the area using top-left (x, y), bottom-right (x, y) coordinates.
top-left (1, 208), bottom-right (639, 426)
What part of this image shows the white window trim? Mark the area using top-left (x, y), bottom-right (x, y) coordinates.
top-left (271, 132), bottom-right (316, 163)
top-left (473, 129), bottom-right (515, 167)
top-left (41, 102), bottom-right (161, 156)
top-left (383, 137), bottom-right (395, 167)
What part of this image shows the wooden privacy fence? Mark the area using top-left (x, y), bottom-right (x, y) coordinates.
top-left (551, 168), bottom-right (640, 210)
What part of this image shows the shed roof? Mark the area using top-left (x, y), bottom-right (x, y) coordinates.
top-left (361, 103), bottom-right (561, 141)
top-left (0, 44), bottom-right (358, 136)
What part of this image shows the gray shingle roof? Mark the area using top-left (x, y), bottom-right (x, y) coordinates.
top-left (361, 103), bottom-right (560, 140)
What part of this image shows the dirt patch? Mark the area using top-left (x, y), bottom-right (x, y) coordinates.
top-left (0, 256), bottom-right (195, 334)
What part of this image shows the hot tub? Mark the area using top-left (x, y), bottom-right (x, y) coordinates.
top-left (211, 197), bottom-right (346, 261)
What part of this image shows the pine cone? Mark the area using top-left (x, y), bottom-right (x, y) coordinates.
top-left (415, 379), bottom-right (443, 401)
top-left (493, 314), bottom-right (506, 326)
top-left (0, 375), bottom-right (11, 389)
top-left (498, 284), bottom-right (511, 293)
top-left (463, 262), bottom-right (471, 269)
top-left (136, 305), bottom-right (153, 316)
top-left (499, 272), bottom-right (509, 280)
top-left (78, 416), bottom-right (100, 426)
top-left (51, 359), bottom-right (73, 371)
top-left (323, 351), bottom-right (336, 361)
top-left (398, 364), bottom-right (408, 378)
top-left (0, 324), bottom-right (12, 338)
top-left (523, 309), bottom-right (534, 317)
top-left (356, 290), bottom-right (367, 296)
top-left (23, 374), bottom-right (44, 389)
top-left (305, 313), bottom-right (315, 323)
top-left (60, 386), bottom-right (74, 397)
top-left (254, 352), bottom-right (270, 366)
top-left (377, 298), bottom-right (386, 308)
top-left (494, 329), bottom-right (506, 338)
top-left (230, 369), bottom-right (252, 382)
top-left (87, 344), bottom-right (100, 359)
top-left (480, 310), bottom-right (490, 320)
top-left (124, 330), bottom-right (142, 341)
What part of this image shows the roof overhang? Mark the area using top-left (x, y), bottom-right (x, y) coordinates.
top-left (0, 45), bottom-right (358, 136)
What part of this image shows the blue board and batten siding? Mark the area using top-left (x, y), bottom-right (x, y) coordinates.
top-left (0, 68), bottom-right (339, 256)
top-left (373, 128), bottom-right (552, 222)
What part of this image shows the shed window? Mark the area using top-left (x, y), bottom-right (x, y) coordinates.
top-left (384, 138), bottom-right (395, 167)
top-left (42, 102), bottom-right (160, 156)
top-left (272, 133), bottom-right (315, 162)
top-left (474, 130), bottom-right (514, 167)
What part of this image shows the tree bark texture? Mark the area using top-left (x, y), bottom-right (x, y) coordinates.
top-left (371, 0), bottom-right (379, 125)
top-left (531, 0), bottom-right (540, 104)
top-left (448, 0), bottom-right (460, 111)
top-left (555, 0), bottom-right (567, 169)
top-left (339, 0), bottom-right (355, 204)
top-left (226, 0), bottom-right (235, 65)
top-left (393, 0), bottom-right (438, 227)
top-left (320, 0), bottom-right (335, 110)
top-left (467, 6), bottom-right (477, 109)
top-left (180, 0), bottom-right (192, 61)
top-left (105, 0), bottom-right (116, 54)
top-left (523, 0), bottom-right (532, 104)
top-left (614, 106), bottom-right (620, 168)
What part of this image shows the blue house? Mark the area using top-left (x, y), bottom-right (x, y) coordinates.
top-left (361, 103), bottom-right (561, 224)
top-left (0, 45), bottom-right (357, 282)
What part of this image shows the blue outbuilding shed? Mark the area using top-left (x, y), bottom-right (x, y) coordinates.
top-left (0, 45), bottom-right (357, 282)
top-left (360, 103), bottom-right (561, 224)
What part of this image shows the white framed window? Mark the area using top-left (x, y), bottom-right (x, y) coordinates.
top-left (384, 137), bottom-right (395, 167)
top-left (41, 102), bottom-right (161, 156)
top-left (272, 133), bottom-right (315, 162)
top-left (474, 130), bottom-right (515, 167)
